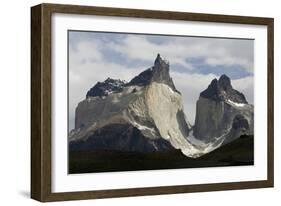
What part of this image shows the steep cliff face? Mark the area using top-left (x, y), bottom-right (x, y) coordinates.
top-left (69, 55), bottom-right (254, 158)
top-left (69, 54), bottom-right (201, 156)
top-left (193, 75), bottom-right (254, 144)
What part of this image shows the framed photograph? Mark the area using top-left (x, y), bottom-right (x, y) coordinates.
top-left (31, 3), bottom-right (274, 202)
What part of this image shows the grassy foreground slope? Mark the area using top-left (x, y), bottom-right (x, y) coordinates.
top-left (69, 135), bottom-right (253, 174)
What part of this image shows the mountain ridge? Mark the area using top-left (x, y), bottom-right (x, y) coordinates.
top-left (70, 54), bottom-right (254, 159)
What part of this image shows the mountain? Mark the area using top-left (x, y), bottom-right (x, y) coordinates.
top-left (193, 74), bottom-right (254, 144)
top-left (69, 54), bottom-right (254, 162)
top-left (70, 54), bottom-right (200, 156)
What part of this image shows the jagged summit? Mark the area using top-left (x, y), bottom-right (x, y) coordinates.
top-left (218, 74), bottom-right (231, 90)
top-left (128, 54), bottom-right (178, 92)
top-left (86, 54), bottom-right (178, 98)
top-left (154, 53), bottom-right (169, 66)
top-left (86, 78), bottom-right (126, 98)
top-left (200, 74), bottom-right (247, 104)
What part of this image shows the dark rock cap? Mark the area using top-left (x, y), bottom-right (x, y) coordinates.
top-left (218, 74), bottom-right (231, 90)
top-left (128, 54), bottom-right (179, 93)
top-left (86, 54), bottom-right (179, 98)
top-left (200, 74), bottom-right (248, 104)
top-left (86, 78), bottom-right (126, 98)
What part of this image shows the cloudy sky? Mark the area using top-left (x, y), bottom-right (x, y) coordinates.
top-left (68, 31), bottom-right (254, 131)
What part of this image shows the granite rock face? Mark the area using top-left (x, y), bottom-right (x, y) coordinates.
top-left (70, 54), bottom-right (201, 156)
top-left (193, 75), bottom-right (254, 143)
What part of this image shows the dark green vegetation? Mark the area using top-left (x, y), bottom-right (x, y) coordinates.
top-left (68, 135), bottom-right (253, 174)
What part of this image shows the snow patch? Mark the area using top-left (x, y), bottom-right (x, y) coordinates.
top-left (167, 86), bottom-right (175, 94)
top-left (134, 123), bottom-right (156, 135)
top-left (186, 129), bottom-right (231, 156)
top-left (226, 99), bottom-right (246, 107)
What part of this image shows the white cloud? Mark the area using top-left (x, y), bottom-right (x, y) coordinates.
top-left (205, 56), bottom-right (251, 70)
top-left (108, 35), bottom-right (254, 73)
top-left (232, 76), bottom-right (254, 104)
top-left (68, 32), bottom-right (254, 130)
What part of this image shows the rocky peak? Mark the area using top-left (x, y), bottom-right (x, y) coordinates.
top-left (200, 74), bottom-right (247, 104)
top-left (194, 74), bottom-right (253, 142)
top-left (86, 78), bottom-right (126, 98)
top-left (154, 53), bottom-right (169, 67)
top-left (218, 74), bottom-right (232, 90)
top-left (128, 54), bottom-right (178, 92)
top-left (86, 54), bottom-right (179, 98)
